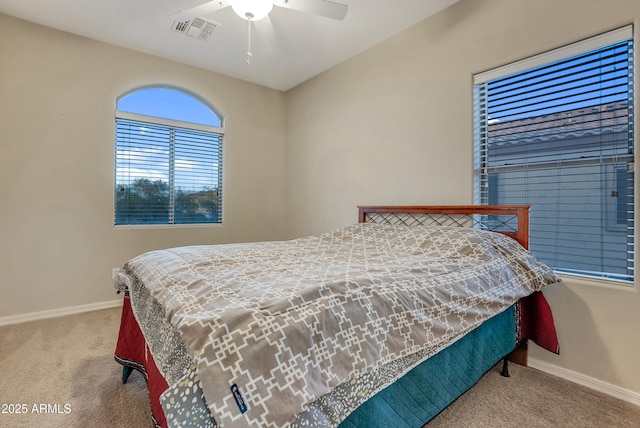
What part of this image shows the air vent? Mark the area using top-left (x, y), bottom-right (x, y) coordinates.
top-left (171, 17), bottom-right (218, 41)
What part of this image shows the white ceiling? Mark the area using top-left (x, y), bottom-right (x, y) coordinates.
top-left (0, 0), bottom-right (460, 91)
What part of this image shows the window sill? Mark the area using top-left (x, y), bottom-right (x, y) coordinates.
top-left (114, 223), bottom-right (224, 230)
top-left (557, 272), bottom-right (635, 290)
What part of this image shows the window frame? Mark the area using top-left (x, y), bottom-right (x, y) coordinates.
top-left (473, 26), bottom-right (636, 286)
top-left (114, 87), bottom-right (225, 228)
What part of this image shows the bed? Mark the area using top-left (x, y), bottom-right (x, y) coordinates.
top-left (113, 205), bottom-right (560, 428)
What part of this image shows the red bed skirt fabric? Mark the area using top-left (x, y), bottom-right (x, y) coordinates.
top-left (114, 291), bottom-right (559, 428)
top-left (517, 291), bottom-right (560, 354)
top-left (114, 292), bottom-right (169, 428)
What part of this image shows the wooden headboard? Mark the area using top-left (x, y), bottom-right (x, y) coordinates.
top-left (358, 205), bottom-right (530, 250)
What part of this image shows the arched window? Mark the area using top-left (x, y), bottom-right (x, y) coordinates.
top-left (115, 87), bottom-right (224, 225)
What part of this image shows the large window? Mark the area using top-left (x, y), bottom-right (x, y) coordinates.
top-left (474, 26), bottom-right (634, 283)
top-left (115, 87), bottom-right (224, 226)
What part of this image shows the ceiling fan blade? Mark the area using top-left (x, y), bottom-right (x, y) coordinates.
top-left (274, 0), bottom-right (348, 21)
top-left (174, 0), bottom-right (230, 20)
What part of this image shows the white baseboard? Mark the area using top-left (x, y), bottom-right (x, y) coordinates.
top-left (528, 358), bottom-right (640, 407)
top-left (0, 299), bottom-right (122, 327)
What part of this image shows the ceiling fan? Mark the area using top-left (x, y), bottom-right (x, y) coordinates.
top-left (174, 0), bottom-right (348, 24)
top-left (172, 0), bottom-right (348, 65)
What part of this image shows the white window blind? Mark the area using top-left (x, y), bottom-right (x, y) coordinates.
top-left (115, 117), bottom-right (223, 225)
top-left (474, 26), bottom-right (635, 283)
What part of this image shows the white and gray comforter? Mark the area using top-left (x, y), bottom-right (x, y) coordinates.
top-left (118, 223), bottom-right (559, 428)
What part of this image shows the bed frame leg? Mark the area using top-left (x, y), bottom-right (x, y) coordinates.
top-left (122, 366), bottom-right (134, 384)
top-left (500, 358), bottom-right (510, 377)
top-left (508, 339), bottom-right (528, 366)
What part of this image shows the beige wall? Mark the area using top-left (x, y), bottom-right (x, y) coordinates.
top-left (286, 0), bottom-right (640, 397)
top-left (0, 13), bottom-right (287, 317)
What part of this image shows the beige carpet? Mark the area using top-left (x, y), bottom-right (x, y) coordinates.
top-left (1, 307), bottom-right (639, 428)
top-left (0, 308), bottom-right (151, 428)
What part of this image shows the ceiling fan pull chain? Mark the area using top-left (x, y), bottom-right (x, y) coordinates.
top-left (246, 18), bottom-right (253, 66)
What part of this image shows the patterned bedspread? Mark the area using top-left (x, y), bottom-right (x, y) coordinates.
top-left (120, 223), bottom-right (559, 428)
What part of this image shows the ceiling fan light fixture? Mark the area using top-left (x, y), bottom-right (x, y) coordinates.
top-left (231, 0), bottom-right (273, 21)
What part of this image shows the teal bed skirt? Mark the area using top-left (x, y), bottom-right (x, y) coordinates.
top-left (339, 306), bottom-right (516, 428)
